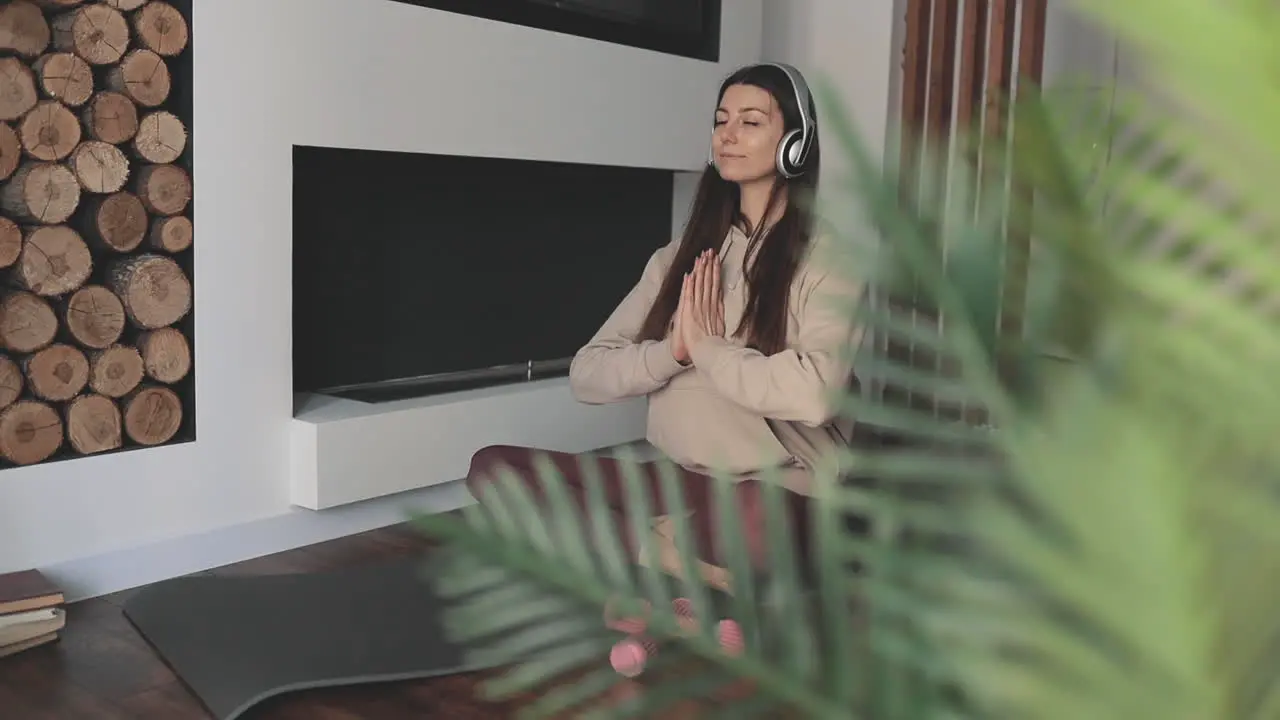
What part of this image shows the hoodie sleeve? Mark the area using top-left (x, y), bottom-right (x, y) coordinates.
top-left (687, 236), bottom-right (866, 426)
top-left (568, 238), bottom-right (689, 404)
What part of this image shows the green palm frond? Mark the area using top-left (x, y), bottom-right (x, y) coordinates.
top-left (858, 1), bottom-right (1280, 717)
top-left (413, 452), bottom-right (859, 718)
top-left (408, 1), bottom-right (1280, 717)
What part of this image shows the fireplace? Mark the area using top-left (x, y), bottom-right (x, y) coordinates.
top-left (291, 146), bottom-right (675, 404)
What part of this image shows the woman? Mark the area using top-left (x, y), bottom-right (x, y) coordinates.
top-left (466, 62), bottom-right (864, 572)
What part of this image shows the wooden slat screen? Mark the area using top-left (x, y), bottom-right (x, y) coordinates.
top-left (876, 0), bottom-right (1047, 421)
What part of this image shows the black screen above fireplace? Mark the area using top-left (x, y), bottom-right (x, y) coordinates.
top-left (291, 145), bottom-right (674, 400)
top-left (387, 0), bottom-right (721, 61)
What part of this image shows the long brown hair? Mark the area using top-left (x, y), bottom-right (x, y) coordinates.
top-left (637, 64), bottom-right (821, 356)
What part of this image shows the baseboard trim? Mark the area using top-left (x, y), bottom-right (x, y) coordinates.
top-left (44, 440), bottom-right (663, 603)
top-left (44, 480), bottom-right (477, 603)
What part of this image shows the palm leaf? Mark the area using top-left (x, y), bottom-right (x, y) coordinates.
top-left (919, 4), bottom-right (1280, 719)
top-left (412, 457), bottom-right (856, 718)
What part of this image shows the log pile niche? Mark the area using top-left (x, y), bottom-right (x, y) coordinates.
top-left (0, 0), bottom-right (192, 468)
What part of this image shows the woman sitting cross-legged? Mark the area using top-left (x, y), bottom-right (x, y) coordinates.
top-left (465, 62), bottom-right (866, 626)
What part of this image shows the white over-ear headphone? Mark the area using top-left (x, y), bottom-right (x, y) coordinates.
top-left (708, 62), bottom-right (817, 179)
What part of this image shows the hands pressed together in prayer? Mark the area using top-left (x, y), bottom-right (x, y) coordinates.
top-left (671, 249), bottom-right (725, 365)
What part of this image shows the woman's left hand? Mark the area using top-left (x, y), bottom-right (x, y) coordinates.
top-left (681, 249), bottom-right (725, 349)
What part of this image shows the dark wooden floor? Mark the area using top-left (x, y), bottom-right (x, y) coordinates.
top-left (0, 520), bottom-right (540, 719)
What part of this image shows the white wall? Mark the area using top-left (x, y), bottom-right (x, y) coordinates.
top-left (0, 0), bottom-right (763, 595)
top-left (285, 0), bottom-right (762, 168)
top-left (760, 0), bottom-right (898, 180)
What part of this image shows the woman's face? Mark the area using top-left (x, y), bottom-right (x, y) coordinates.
top-left (712, 83), bottom-right (786, 185)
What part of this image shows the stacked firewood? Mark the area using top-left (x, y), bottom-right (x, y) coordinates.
top-left (0, 0), bottom-right (191, 466)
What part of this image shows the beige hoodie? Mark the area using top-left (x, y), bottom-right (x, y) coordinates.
top-left (568, 226), bottom-right (865, 494)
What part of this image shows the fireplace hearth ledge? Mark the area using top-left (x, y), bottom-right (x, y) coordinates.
top-left (289, 376), bottom-right (647, 510)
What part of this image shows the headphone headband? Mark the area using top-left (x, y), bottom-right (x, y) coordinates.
top-left (709, 61), bottom-right (818, 178)
top-left (759, 62), bottom-right (816, 170)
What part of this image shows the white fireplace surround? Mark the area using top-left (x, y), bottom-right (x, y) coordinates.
top-left (290, 379), bottom-right (649, 510)
top-left (0, 0), bottom-right (909, 601)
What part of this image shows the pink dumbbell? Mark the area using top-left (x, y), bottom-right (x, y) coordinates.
top-left (610, 636), bottom-right (658, 677)
top-left (672, 597), bottom-right (745, 654)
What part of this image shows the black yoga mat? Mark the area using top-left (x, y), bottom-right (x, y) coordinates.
top-left (122, 556), bottom-right (488, 720)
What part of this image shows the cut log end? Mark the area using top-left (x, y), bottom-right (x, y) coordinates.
top-left (0, 161), bottom-right (81, 223)
top-left (0, 355), bottom-right (23, 410)
top-left (81, 90), bottom-right (138, 144)
top-left (65, 393), bottom-right (122, 455)
top-left (33, 51), bottom-right (92, 107)
top-left (134, 163), bottom-right (190, 216)
top-left (0, 1), bottom-right (52, 58)
top-left (133, 1), bottom-right (188, 57)
top-left (105, 0), bottom-right (147, 10)
top-left (52, 3), bottom-right (130, 66)
top-left (18, 99), bottom-right (81, 161)
top-left (88, 191), bottom-right (147, 252)
top-left (148, 214), bottom-right (191, 253)
top-left (89, 344), bottom-right (143, 398)
top-left (133, 110), bottom-right (185, 164)
top-left (63, 284), bottom-right (126, 349)
top-left (0, 291), bottom-right (57, 353)
top-left (16, 224), bottom-right (92, 297)
top-left (138, 326), bottom-right (190, 383)
top-left (0, 400), bottom-right (62, 465)
top-left (123, 385), bottom-right (181, 445)
top-left (0, 216), bottom-right (21, 268)
top-left (108, 253), bottom-right (191, 329)
top-left (105, 49), bottom-right (170, 107)
top-left (0, 122), bottom-right (21, 180)
top-left (25, 342), bottom-right (89, 402)
top-left (0, 57), bottom-right (39, 122)
top-left (70, 139), bottom-right (129, 193)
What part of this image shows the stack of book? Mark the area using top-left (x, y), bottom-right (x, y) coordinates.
top-left (0, 569), bottom-right (65, 659)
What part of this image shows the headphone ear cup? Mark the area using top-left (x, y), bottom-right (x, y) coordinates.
top-left (776, 129), bottom-right (802, 177)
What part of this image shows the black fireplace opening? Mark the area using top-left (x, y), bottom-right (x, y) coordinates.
top-left (291, 146), bottom-right (675, 404)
